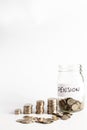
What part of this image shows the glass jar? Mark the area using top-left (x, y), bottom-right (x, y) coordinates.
top-left (57, 64), bottom-right (85, 112)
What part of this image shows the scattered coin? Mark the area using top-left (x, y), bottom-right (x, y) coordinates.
top-left (52, 115), bottom-right (59, 121)
top-left (23, 116), bottom-right (33, 120)
top-left (60, 114), bottom-right (71, 120)
top-left (16, 119), bottom-right (33, 124)
top-left (23, 116), bottom-right (30, 119)
top-left (52, 112), bottom-right (63, 118)
top-left (45, 118), bottom-right (54, 124)
top-left (17, 115), bottom-right (35, 124)
top-left (15, 109), bottom-right (22, 115)
top-left (23, 116), bottom-right (41, 122)
top-left (33, 117), bottom-right (39, 122)
top-left (53, 111), bottom-right (72, 120)
top-left (63, 112), bottom-right (72, 116)
top-left (16, 119), bottom-right (24, 123)
top-left (36, 117), bottom-right (54, 124)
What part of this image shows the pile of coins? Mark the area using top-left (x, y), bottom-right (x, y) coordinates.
top-left (23, 104), bottom-right (33, 114)
top-left (59, 97), bottom-right (84, 112)
top-left (16, 116), bottom-right (54, 124)
top-left (47, 98), bottom-right (57, 114)
top-left (14, 97), bottom-right (84, 124)
top-left (16, 116), bottom-right (35, 124)
top-left (36, 100), bottom-right (44, 114)
top-left (16, 111), bottom-right (73, 124)
top-left (53, 112), bottom-right (72, 120)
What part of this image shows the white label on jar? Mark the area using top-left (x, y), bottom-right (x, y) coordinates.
top-left (58, 84), bottom-right (84, 99)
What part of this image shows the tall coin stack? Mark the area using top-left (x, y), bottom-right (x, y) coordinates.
top-left (23, 104), bottom-right (33, 114)
top-left (36, 100), bottom-right (44, 114)
top-left (47, 98), bottom-right (57, 114)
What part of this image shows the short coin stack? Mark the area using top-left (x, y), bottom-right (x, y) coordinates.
top-left (47, 98), bottom-right (57, 114)
top-left (15, 109), bottom-right (22, 115)
top-left (59, 97), bottom-right (84, 112)
top-left (23, 104), bottom-right (33, 114)
top-left (36, 100), bottom-right (44, 114)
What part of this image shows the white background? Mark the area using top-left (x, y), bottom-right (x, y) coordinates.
top-left (0, 0), bottom-right (87, 129)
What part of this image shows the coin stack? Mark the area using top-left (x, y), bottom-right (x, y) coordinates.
top-left (47, 98), bottom-right (57, 114)
top-left (59, 97), bottom-right (84, 112)
top-left (15, 109), bottom-right (22, 115)
top-left (23, 104), bottom-right (33, 114)
top-left (36, 100), bottom-right (44, 114)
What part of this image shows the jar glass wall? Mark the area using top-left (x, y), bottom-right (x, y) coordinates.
top-left (57, 64), bottom-right (85, 112)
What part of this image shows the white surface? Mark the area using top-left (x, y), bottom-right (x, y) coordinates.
top-left (0, 0), bottom-right (87, 129)
top-left (0, 107), bottom-right (87, 130)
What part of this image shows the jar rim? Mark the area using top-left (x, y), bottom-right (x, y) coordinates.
top-left (58, 64), bottom-right (82, 72)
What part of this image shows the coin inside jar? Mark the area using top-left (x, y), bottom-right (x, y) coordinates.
top-left (16, 116), bottom-right (35, 124)
top-left (59, 97), bottom-right (84, 112)
top-left (67, 98), bottom-right (76, 106)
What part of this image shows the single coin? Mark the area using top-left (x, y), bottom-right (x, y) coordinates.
top-left (16, 118), bottom-right (34, 124)
top-left (61, 114), bottom-right (71, 120)
top-left (36, 117), bottom-right (53, 124)
top-left (71, 103), bottom-right (79, 111)
top-left (52, 112), bottom-right (63, 117)
top-left (67, 98), bottom-right (76, 106)
top-left (52, 115), bottom-right (59, 121)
